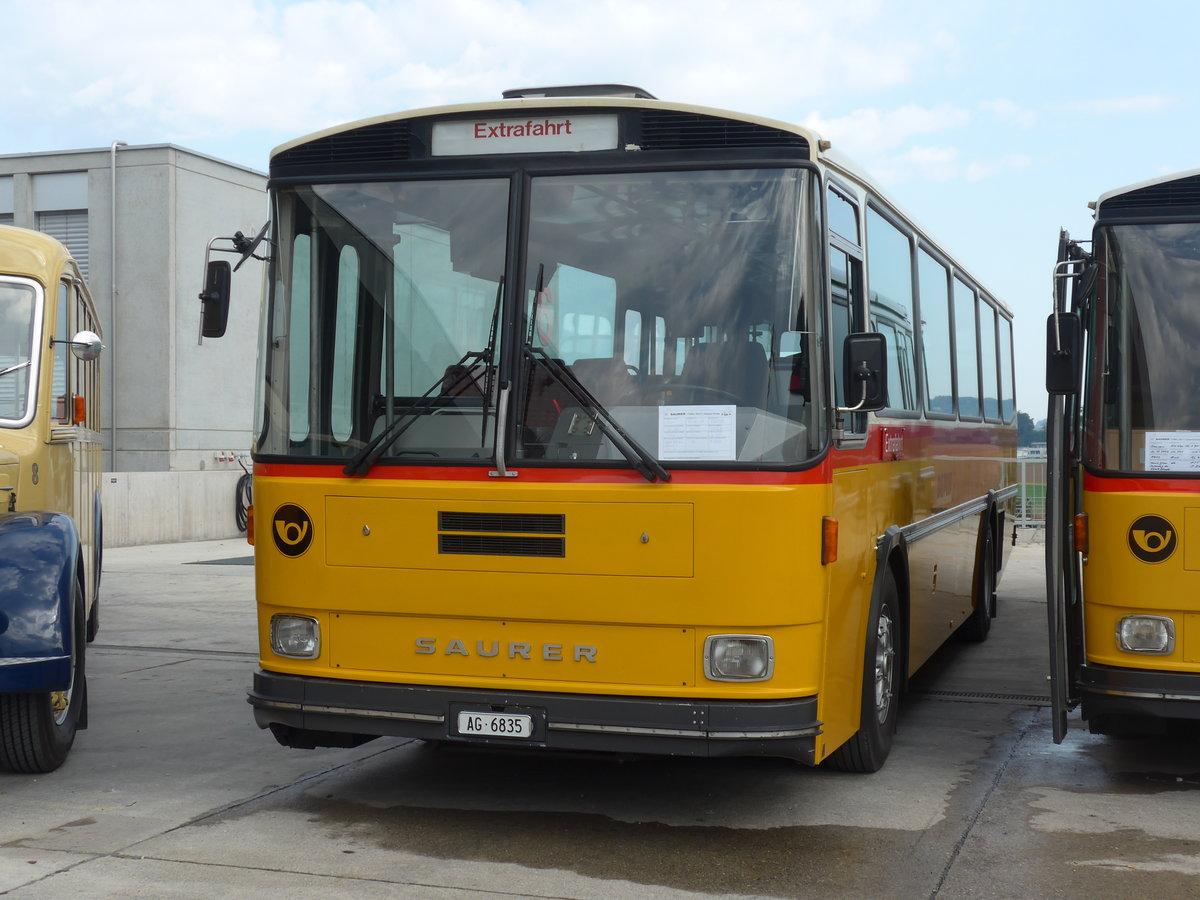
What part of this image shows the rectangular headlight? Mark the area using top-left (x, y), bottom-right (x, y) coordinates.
top-left (270, 615), bottom-right (321, 658)
top-left (704, 635), bottom-right (774, 682)
top-left (1116, 615), bottom-right (1174, 654)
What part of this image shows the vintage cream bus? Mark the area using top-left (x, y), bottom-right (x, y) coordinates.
top-left (0, 224), bottom-right (104, 773)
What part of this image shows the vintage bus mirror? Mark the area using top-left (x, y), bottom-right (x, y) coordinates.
top-left (69, 330), bottom-right (104, 361)
top-left (200, 260), bottom-right (232, 338)
top-left (841, 332), bottom-right (888, 412)
top-left (1045, 312), bottom-right (1082, 395)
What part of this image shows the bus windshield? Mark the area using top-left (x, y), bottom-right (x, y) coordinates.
top-left (0, 280), bottom-right (39, 424)
top-left (259, 167), bottom-right (825, 466)
top-left (1087, 223), bottom-right (1200, 472)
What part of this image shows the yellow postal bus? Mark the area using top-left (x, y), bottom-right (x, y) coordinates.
top-left (209, 85), bottom-right (1017, 771)
top-left (0, 224), bottom-right (104, 773)
top-left (1047, 170), bottom-right (1200, 740)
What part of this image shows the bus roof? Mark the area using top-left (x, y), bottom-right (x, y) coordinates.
top-left (270, 95), bottom-right (826, 161)
top-left (0, 224), bottom-right (75, 283)
top-left (269, 92), bottom-right (1011, 319)
top-left (1094, 166), bottom-right (1200, 212)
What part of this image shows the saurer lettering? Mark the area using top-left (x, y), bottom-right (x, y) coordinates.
top-left (415, 637), bottom-right (597, 662)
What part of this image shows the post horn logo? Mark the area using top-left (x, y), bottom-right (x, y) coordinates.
top-left (273, 504), bottom-right (313, 557)
top-left (1127, 514), bottom-right (1176, 564)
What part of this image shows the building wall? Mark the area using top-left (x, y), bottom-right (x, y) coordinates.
top-left (0, 145), bottom-right (267, 546)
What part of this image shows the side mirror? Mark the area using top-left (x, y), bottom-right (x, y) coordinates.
top-left (1046, 312), bottom-right (1082, 395)
top-left (841, 332), bottom-right (888, 412)
top-left (69, 330), bottom-right (104, 361)
top-left (200, 260), bottom-right (232, 338)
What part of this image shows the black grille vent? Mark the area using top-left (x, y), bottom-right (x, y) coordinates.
top-left (273, 121), bottom-right (412, 171)
top-left (438, 512), bottom-right (565, 534)
top-left (439, 534), bottom-right (566, 557)
top-left (639, 112), bottom-right (809, 154)
top-left (1101, 174), bottom-right (1200, 216)
top-left (437, 511), bottom-right (566, 558)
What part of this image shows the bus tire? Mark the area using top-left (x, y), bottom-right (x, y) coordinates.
top-left (0, 580), bottom-right (87, 774)
top-left (826, 572), bottom-right (899, 773)
top-left (958, 530), bottom-right (995, 643)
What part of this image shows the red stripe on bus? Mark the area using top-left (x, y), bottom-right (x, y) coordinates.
top-left (251, 461), bottom-right (831, 486)
top-left (1083, 471), bottom-right (1200, 493)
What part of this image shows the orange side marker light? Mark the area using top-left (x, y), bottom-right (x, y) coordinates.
top-left (822, 516), bottom-right (839, 565)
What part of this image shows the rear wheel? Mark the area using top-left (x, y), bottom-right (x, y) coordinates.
top-left (826, 572), bottom-right (899, 773)
top-left (958, 530), bottom-right (995, 643)
top-left (0, 580), bottom-right (87, 774)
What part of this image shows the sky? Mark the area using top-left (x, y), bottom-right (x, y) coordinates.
top-left (3, 0), bottom-right (1196, 417)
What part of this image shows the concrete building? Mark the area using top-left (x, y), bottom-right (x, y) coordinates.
top-left (0, 145), bottom-right (268, 545)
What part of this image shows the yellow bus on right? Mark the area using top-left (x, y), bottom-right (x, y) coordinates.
top-left (1047, 169), bottom-right (1200, 742)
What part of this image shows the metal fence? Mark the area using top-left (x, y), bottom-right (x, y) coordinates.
top-left (1015, 458), bottom-right (1046, 527)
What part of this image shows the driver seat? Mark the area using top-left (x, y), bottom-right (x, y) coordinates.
top-left (679, 340), bottom-right (768, 406)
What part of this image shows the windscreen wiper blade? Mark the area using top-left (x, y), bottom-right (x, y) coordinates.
top-left (524, 346), bottom-right (669, 483)
top-left (0, 361), bottom-right (31, 378)
top-left (343, 355), bottom-right (487, 476)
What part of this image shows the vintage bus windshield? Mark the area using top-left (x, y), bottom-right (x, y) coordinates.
top-left (1087, 222), bottom-right (1200, 472)
top-left (259, 167), bottom-right (825, 466)
top-left (0, 279), bottom-right (40, 424)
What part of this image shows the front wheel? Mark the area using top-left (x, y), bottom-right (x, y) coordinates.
top-left (0, 581), bottom-right (87, 774)
top-left (826, 573), bottom-right (900, 773)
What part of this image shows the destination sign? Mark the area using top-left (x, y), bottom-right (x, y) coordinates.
top-left (432, 114), bottom-right (619, 156)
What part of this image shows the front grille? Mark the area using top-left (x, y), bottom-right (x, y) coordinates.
top-left (639, 111), bottom-right (809, 154)
top-left (437, 510), bottom-right (566, 558)
top-left (1100, 173), bottom-right (1200, 217)
top-left (272, 121), bottom-right (412, 173)
top-left (438, 512), bottom-right (565, 534)
top-left (438, 534), bottom-right (565, 557)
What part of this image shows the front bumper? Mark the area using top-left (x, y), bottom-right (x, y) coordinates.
top-left (1078, 663), bottom-right (1200, 723)
top-left (249, 670), bottom-right (822, 763)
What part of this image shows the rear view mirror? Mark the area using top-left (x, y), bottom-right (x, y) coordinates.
top-left (1046, 312), bottom-right (1082, 395)
top-left (200, 260), bottom-right (232, 338)
top-left (841, 332), bottom-right (888, 412)
top-left (69, 330), bottom-right (104, 361)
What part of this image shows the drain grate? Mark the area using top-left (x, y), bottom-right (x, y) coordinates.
top-left (913, 689), bottom-right (1050, 706)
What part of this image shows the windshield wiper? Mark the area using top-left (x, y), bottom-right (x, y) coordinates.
top-left (345, 280), bottom-right (503, 478)
top-left (343, 357), bottom-right (488, 476)
top-left (523, 346), bottom-right (669, 483)
top-left (0, 361), bottom-right (31, 378)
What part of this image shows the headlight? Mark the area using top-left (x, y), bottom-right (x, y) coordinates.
top-left (1116, 615), bottom-right (1174, 654)
top-left (704, 635), bottom-right (774, 681)
top-left (270, 615), bottom-right (321, 658)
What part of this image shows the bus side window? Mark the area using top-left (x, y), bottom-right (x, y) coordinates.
top-left (865, 206), bottom-right (917, 413)
top-left (54, 280), bottom-right (71, 423)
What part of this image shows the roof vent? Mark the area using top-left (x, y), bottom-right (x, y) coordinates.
top-left (502, 84), bottom-right (658, 100)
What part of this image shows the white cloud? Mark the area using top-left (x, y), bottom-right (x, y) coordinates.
top-left (802, 105), bottom-right (972, 158)
top-left (965, 154), bottom-right (1032, 181)
top-left (1063, 95), bottom-right (1174, 116)
top-left (2, 0), bottom-right (940, 152)
top-left (981, 98), bottom-right (1036, 128)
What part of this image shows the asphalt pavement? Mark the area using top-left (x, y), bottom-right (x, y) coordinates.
top-left (1, 531), bottom-right (1198, 899)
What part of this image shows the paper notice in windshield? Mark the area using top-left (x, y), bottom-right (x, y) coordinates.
top-left (1145, 432), bottom-right (1200, 471)
top-left (658, 406), bottom-right (737, 461)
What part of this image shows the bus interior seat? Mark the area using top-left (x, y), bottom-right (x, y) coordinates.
top-left (679, 340), bottom-right (768, 406)
top-left (569, 356), bottom-right (635, 406)
top-left (440, 364), bottom-right (486, 398)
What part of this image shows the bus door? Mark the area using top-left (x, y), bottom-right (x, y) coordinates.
top-left (1045, 230), bottom-right (1090, 743)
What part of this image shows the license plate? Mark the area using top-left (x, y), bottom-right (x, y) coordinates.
top-left (456, 710), bottom-right (534, 739)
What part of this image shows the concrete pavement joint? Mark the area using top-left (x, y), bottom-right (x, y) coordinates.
top-left (928, 707), bottom-right (1039, 898)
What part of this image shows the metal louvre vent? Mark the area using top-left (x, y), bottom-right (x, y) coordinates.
top-left (438, 512), bottom-right (565, 534)
top-left (274, 121), bottom-right (412, 171)
top-left (1102, 174), bottom-right (1200, 214)
top-left (437, 511), bottom-right (566, 558)
top-left (439, 534), bottom-right (566, 557)
top-left (639, 112), bottom-right (809, 153)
